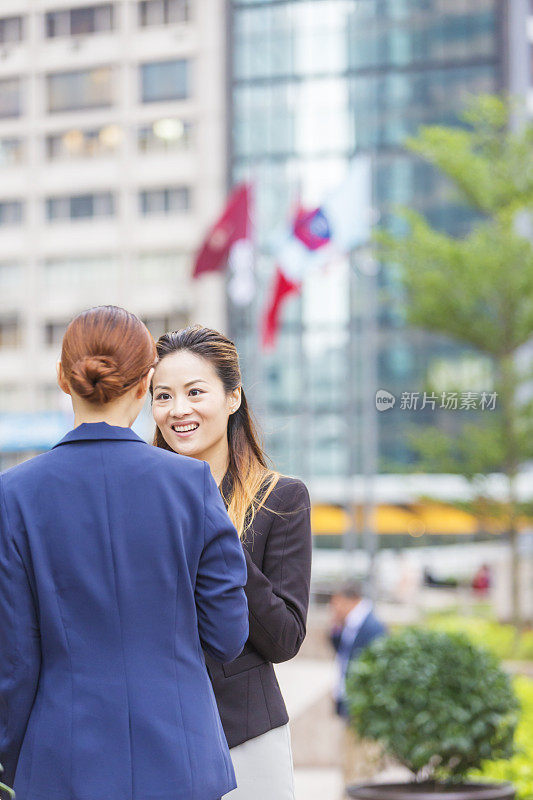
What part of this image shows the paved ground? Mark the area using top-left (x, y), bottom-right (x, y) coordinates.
top-left (275, 656), bottom-right (344, 800)
top-left (276, 605), bottom-right (412, 800)
top-left (293, 767), bottom-right (345, 800)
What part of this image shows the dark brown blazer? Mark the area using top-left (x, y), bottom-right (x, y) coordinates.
top-left (204, 473), bottom-right (312, 749)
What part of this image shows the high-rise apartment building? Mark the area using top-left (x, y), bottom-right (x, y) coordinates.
top-left (0, 0), bottom-right (227, 465)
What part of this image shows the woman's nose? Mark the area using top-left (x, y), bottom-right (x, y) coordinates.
top-left (170, 396), bottom-right (192, 417)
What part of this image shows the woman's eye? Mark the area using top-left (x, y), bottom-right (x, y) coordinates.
top-left (189, 388), bottom-right (203, 397)
top-left (156, 392), bottom-right (171, 401)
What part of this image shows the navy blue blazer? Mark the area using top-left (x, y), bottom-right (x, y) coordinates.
top-left (331, 609), bottom-right (387, 718)
top-left (0, 422), bottom-right (249, 800)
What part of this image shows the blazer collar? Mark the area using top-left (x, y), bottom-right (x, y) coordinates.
top-left (219, 470), bottom-right (233, 507)
top-left (53, 421), bottom-right (147, 448)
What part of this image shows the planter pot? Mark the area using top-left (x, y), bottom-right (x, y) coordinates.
top-left (346, 783), bottom-right (515, 800)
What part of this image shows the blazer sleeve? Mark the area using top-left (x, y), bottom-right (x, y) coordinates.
top-left (0, 478), bottom-right (41, 790)
top-left (195, 463), bottom-right (249, 664)
top-left (244, 479), bottom-right (312, 663)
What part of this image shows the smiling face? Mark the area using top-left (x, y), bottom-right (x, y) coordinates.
top-left (151, 350), bottom-right (240, 466)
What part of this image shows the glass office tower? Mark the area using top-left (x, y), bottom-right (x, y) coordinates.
top-left (229, 0), bottom-right (504, 482)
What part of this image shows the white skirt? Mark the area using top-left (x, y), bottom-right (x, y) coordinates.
top-left (223, 723), bottom-right (295, 800)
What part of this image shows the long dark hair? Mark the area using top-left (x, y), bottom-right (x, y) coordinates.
top-left (151, 325), bottom-right (279, 538)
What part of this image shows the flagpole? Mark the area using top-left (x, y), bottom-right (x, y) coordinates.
top-left (345, 250), bottom-right (361, 575)
top-left (299, 294), bottom-right (312, 484)
top-left (358, 248), bottom-right (379, 600)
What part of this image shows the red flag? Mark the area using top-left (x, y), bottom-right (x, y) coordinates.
top-left (193, 183), bottom-right (250, 278)
top-left (261, 267), bottom-right (301, 349)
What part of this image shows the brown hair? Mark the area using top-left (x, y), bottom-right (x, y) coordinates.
top-left (61, 305), bottom-right (157, 405)
top-left (151, 325), bottom-right (279, 538)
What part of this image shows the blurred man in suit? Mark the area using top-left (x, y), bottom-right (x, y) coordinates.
top-left (330, 580), bottom-right (387, 718)
top-left (329, 580), bottom-right (387, 783)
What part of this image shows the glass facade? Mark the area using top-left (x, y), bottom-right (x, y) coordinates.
top-left (229, 0), bottom-right (503, 479)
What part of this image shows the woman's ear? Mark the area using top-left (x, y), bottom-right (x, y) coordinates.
top-left (137, 367), bottom-right (155, 399)
top-left (229, 387), bottom-right (241, 414)
top-left (56, 360), bottom-right (71, 396)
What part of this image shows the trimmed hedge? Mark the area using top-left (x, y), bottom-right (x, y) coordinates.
top-left (346, 627), bottom-right (519, 781)
top-left (470, 676), bottom-right (533, 799)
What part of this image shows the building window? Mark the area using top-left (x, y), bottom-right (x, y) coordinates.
top-left (0, 261), bottom-right (21, 290)
top-left (138, 0), bottom-right (189, 26)
top-left (43, 255), bottom-right (118, 289)
top-left (0, 16), bottom-right (23, 44)
top-left (0, 78), bottom-right (21, 118)
top-left (0, 137), bottom-right (24, 166)
top-left (140, 60), bottom-right (189, 103)
top-left (46, 126), bottom-right (122, 160)
top-left (44, 320), bottom-right (69, 347)
top-left (0, 317), bottom-right (20, 348)
top-left (40, 383), bottom-right (65, 411)
top-left (45, 192), bottom-right (115, 221)
top-left (47, 67), bottom-right (113, 113)
top-left (139, 187), bottom-right (190, 215)
top-left (0, 201), bottom-right (23, 226)
top-left (134, 251), bottom-right (188, 282)
top-left (46, 5), bottom-right (114, 38)
top-left (0, 383), bottom-right (20, 412)
top-left (142, 316), bottom-right (172, 340)
top-left (137, 118), bottom-right (192, 153)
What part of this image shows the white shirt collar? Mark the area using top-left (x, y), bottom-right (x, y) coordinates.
top-left (344, 598), bottom-right (373, 635)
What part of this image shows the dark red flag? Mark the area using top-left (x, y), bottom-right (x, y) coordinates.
top-left (192, 183), bottom-right (250, 278)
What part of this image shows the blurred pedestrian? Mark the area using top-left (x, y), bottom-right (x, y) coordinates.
top-left (329, 580), bottom-right (387, 719)
top-left (472, 563), bottom-right (492, 596)
top-left (329, 581), bottom-right (388, 784)
top-left (151, 325), bottom-right (312, 800)
top-left (0, 306), bottom-right (249, 800)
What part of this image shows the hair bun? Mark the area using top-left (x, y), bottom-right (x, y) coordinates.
top-left (69, 355), bottom-right (122, 404)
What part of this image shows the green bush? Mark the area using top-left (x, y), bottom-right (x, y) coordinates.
top-left (425, 614), bottom-right (533, 662)
top-left (346, 628), bottom-right (519, 782)
top-left (470, 676), bottom-right (533, 799)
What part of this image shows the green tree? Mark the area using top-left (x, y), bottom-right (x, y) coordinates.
top-left (377, 96), bottom-right (533, 626)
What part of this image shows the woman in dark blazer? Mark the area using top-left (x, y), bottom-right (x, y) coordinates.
top-left (151, 325), bottom-right (312, 800)
top-left (0, 307), bottom-right (249, 800)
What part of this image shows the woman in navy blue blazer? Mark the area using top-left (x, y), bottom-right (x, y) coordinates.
top-left (0, 306), bottom-right (249, 800)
